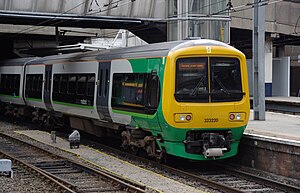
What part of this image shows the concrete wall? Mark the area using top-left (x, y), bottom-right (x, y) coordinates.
top-left (231, 0), bottom-right (300, 35)
top-left (272, 57), bottom-right (290, 97)
top-left (247, 57), bottom-right (290, 97)
top-left (0, 0), bottom-right (167, 18)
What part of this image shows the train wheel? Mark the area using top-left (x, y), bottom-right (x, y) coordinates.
top-left (157, 148), bottom-right (167, 164)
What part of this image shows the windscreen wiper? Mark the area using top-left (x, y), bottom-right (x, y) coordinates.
top-left (191, 76), bottom-right (206, 96)
top-left (214, 76), bottom-right (230, 94)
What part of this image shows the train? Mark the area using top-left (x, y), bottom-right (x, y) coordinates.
top-left (0, 39), bottom-right (250, 161)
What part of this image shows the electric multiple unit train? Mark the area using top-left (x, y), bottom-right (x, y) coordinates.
top-left (0, 39), bottom-right (250, 161)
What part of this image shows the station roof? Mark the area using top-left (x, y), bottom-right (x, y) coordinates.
top-left (0, 10), bottom-right (167, 43)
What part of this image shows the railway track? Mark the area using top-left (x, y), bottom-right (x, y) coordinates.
top-left (1, 122), bottom-right (300, 193)
top-left (0, 132), bottom-right (148, 193)
top-left (79, 134), bottom-right (300, 193)
top-left (0, 151), bottom-right (75, 193)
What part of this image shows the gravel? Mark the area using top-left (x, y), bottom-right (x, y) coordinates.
top-left (0, 120), bottom-right (205, 193)
top-left (0, 163), bottom-right (57, 193)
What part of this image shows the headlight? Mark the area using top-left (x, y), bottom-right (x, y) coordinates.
top-left (228, 113), bottom-right (245, 121)
top-left (174, 113), bottom-right (193, 123)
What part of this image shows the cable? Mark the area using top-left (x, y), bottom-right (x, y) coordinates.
top-left (293, 16), bottom-right (300, 35)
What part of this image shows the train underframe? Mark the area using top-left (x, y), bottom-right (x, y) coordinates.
top-left (0, 102), bottom-right (165, 160)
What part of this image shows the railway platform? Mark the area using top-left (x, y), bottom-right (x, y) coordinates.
top-left (236, 110), bottom-right (300, 181)
top-left (245, 109), bottom-right (300, 142)
top-left (251, 96), bottom-right (300, 114)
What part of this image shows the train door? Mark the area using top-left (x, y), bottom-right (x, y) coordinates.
top-left (44, 64), bottom-right (53, 110)
top-left (146, 58), bottom-right (162, 132)
top-left (96, 62), bottom-right (111, 121)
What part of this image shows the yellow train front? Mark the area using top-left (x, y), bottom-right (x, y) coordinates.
top-left (157, 40), bottom-right (250, 160)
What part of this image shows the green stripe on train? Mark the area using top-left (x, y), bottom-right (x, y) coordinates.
top-left (53, 101), bottom-right (94, 109)
top-left (0, 94), bottom-right (20, 98)
top-left (27, 98), bottom-right (43, 102)
top-left (112, 109), bottom-right (156, 119)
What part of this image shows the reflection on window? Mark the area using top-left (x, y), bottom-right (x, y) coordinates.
top-left (52, 73), bottom-right (95, 106)
top-left (77, 76), bottom-right (86, 96)
top-left (25, 74), bottom-right (43, 99)
top-left (175, 57), bottom-right (243, 103)
top-left (59, 76), bottom-right (67, 94)
top-left (175, 57), bottom-right (208, 102)
top-left (112, 73), bottom-right (159, 115)
top-left (87, 76), bottom-right (95, 96)
top-left (210, 58), bottom-right (243, 102)
top-left (53, 76), bottom-right (60, 93)
top-left (68, 75), bottom-right (76, 94)
top-left (0, 74), bottom-right (21, 96)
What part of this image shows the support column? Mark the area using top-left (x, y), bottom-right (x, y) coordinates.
top-left (177, 0), bottom-right (188, 40)
top-left (55, 26), bottom-right (59, 46)
top-left (252, 0), bottom-right (265, 120)
top-left (121, 29), bottom-right (127, 47)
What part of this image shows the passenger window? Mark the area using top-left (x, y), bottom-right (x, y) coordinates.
top-left (0, 75), bottom-right (5, 89)
top-left (37, 75), bottom-right (42, 91)
top-left (10, 76), bottom-right (15, 90)
top-left (60, 76), bottom-right (68, 94)
top-left (112, 73), bottom-right (158, 114)
top-left (26, 76), bottom-right (32, 91)
top-left (5, 76), bottom-right (10, 89)
top-left (32, 76), bottom-right (38, 91)
top-left (14, 75), bottom-right (20, 90)
top-left (87, 75), bottom-right (95, 96)
top-left (68, 75), bottom-right (76, 94)
top-left (53, 75), bottom-right (60, 93)
top-left (77, 75), bottom-right (86, 95)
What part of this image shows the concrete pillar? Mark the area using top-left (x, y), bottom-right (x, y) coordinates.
top-left (121, 29), bottom-right (127, 47)
top-left (177, 0), bottom-right (188, 40)
top-left (252, 0), bottom-right (265, 120)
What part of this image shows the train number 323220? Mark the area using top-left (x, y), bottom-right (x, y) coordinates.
top-left (204, 118), bottom-right (219, 122)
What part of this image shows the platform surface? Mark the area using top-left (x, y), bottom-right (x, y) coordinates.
top-left (245, 110), bottom-right (300, 142)
top-left (265, 96), bottom-right (300, 103)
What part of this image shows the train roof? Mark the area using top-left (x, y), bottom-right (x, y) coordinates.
top-left (37, 40), bottom-right (187, 63)
top-left (0, 57), bottom-right (39, 66)
top-left (37, 39), bottom-right (236, 63)
top-left (0, 39), bottom-right (239, 65)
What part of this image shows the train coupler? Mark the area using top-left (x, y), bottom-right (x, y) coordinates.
top-left (203, 147), bottom-right (227, 159)
top-left (184, 131), bottom-right (232, 157)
